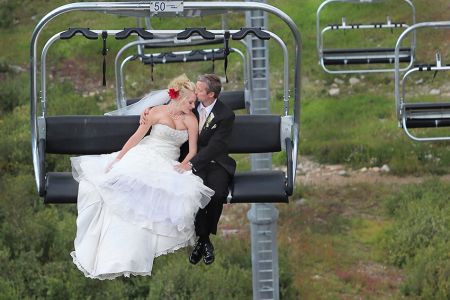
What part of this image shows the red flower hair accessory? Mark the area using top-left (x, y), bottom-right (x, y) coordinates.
top-left (168, 88), bottom-right (179, 99)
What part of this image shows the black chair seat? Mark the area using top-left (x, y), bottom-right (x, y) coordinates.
top-left (45, 171), bottom-right (289, 204)
top-left (230, 171), bottom-right (288, 203)
top-left (45, 172), bottom-right (79, 204)
top-left (404, 102), bottom-right (450, 111)
top-left (405, 118), bottom-right (450, 128)
top-left (404, 102), bottom-right (450, 128)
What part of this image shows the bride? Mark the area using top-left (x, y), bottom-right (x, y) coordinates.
top-left (70, 74), bottom-right (214, 280)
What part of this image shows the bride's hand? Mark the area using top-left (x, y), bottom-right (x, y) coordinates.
top-left (105, 157), bottom-right (120, 173)
top-left (139, 108), bottom-right (151, 125)
top-left (174, 163), bottom-right (191, 174)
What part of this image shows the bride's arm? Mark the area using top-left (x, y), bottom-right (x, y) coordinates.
top-left (180, 116), bottom-right (199, 164)
top-left (116, 112), bottom-right (154, 160)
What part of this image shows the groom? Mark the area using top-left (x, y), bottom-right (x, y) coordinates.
top-left (176, 74), bottom-right (236, 265)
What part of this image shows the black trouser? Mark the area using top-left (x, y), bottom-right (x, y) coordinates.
top-left (194, 163), bottom-right (231, 236)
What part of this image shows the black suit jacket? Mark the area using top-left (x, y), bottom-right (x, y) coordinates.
top-left (180, 100), bottom-right (236, 176)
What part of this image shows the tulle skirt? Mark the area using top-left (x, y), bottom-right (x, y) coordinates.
top-left (70, 144), bottom-right (214, 280)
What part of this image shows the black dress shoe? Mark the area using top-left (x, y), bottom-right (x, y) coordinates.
top-left (189, 240), bottom-right (204, 265)
top-left (203, 241), bottom-right (215, 265)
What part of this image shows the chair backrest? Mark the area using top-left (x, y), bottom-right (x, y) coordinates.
top-left (45, 114), bottom-right (281, 155)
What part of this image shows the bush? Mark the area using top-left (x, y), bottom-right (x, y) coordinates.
top-left (0, 0), bottom-right (20, 28)
top-left (402, 240), bottom-right (450, 299)
top-left (0, 73), bottom-right (29, 115)
top-left (381, 179), bottom-right (450, 297)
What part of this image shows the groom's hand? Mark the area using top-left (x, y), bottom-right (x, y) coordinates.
top-left (139, 108), bottom-right (151, 125)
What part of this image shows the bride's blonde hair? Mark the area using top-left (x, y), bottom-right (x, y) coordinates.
top-left (168, 74), bottom-right (195, 102)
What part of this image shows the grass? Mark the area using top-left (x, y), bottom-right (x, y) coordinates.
top-left (277, 182), bottom-right (409, 299)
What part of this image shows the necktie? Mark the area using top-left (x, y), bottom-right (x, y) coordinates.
top-left (199, 107), bottom-right (207, 133)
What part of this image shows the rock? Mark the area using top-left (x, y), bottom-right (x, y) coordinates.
top-left (349, 77), bottom-right (360, 85)
top-left (338, 170), bottom-right (348, 176)
top-left (334, 78), bottom-right (344, 85)
top-left (295, 198), bottom-right (307, 206)
top-left (221, 229), bottom-right (240, 236)
top-left (415, 78), bottom-right (424, 85)
top-left (9, 65), bottom-right (26, 73)
top-left (381, 164), bottom-right (390, 173)
top-left (371, 167), bottom-right (380, 172)
top-left (329, 88), bottom-right (340, 96)
top-left (430, 89), bottom-right (441, 95)
top-left (360, 167), bottom-right (368, 172)
top-left (331, 83), bottom-right (338, 88)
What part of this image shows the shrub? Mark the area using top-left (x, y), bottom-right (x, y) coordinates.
top-left (381, 179), bottom-right (450, 297)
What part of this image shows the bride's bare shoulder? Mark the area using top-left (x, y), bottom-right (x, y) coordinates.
top-left (183, 113), bottom-right (199, 128)
top-left (149, 105), bottom-right (167, 114)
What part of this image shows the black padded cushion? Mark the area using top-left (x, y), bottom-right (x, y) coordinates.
top-left (45, 172), bottom-right (79, 204)
top-left (405, 118), bottom-right (450, 128)
top-left (45, 114), bottom-right (280, 154)
top-left (230, 171), bottom-right (288, 203)
top-left (404, 102), bottom-right (450, 128)
top-left (46, 116), bottom-right (140, 154)
top-left (218, 90), bottom-right (246, 110)
top-left (45, 171), bottom-right (288, 204)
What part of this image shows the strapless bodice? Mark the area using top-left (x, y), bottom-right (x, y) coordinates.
top-left (138, 124), bottom-right (188, 161)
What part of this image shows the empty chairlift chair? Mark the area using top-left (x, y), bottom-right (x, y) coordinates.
top-left (117, 47), bottom-right (249, 111)
top-left (394, 21), bottom-right (450, 142)
top-left (316, 0), bottom-right (416, 74)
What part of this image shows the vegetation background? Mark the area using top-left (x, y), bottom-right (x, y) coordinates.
top-left (0, 0), bottom-right (449, 299)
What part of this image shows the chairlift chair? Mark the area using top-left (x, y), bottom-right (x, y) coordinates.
top-left (316, 0), bottom-right (416, 74)
top-left (117, 47), bottom-right (250, 111)
top-left (394, 21), bottom-right (450, 142)
top-left (30, 2), bottom-right (301, 205)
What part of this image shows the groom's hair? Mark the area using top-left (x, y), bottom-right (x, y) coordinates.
top-left (198, 74), bottom-right (222, 98)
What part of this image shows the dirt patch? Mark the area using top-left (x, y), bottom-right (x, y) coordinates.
top-left (296, 156), bottom-right (450, 187)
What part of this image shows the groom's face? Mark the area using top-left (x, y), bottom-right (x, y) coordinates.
top-left (195, 81), bottom-right (214, 104)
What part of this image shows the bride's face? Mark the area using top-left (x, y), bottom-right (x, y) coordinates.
top-left (180, 90), bottom-right (196, 113)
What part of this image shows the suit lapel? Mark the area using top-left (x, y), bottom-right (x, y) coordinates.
top-left (199, 100), bottom-right (224, 138)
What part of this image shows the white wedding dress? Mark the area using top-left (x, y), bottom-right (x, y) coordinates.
top-left (70, 123), bottom-right (214, 280)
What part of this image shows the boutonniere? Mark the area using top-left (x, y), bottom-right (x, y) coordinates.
top-left (205, 112), bottom-right (215, 129)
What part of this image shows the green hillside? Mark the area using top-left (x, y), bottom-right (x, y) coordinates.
top-left (1, 0), bottom-right (450, 298)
